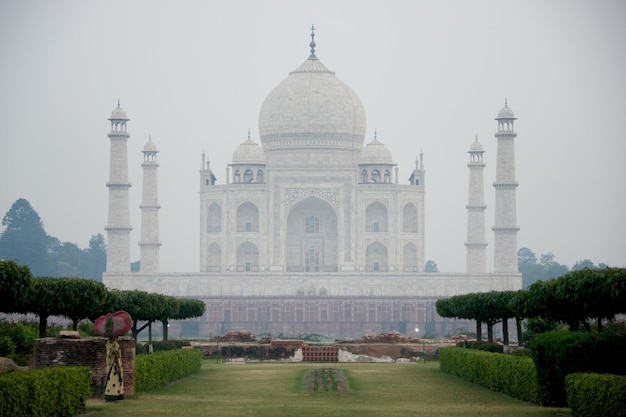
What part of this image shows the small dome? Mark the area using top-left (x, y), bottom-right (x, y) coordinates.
top-left (496, 101), bottom-right (516, 119)
top-left (469, 140), bottom-right (484, 152)
top-left (110, 103), bottom-right (128, 120)
top-left (359, 138), bottom-right (393, 164)
top-left (232, 138), bottom-right (266, 164)
top-left (143, 138), bottom-right (157, 152)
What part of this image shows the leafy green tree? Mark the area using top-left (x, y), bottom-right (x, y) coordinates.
top-left (175, 299), bottom-right (206, 321)
top-left (524, 268), bottom-right (626, 332)
top-left (109, 290), bottom-right (162, 340)
top-left (0, 199), bottom-right (107, 280)
top-left (0, 199), bottom-right (52, 275)
top-left (436, 294), bottom-right (483, 341)
top-left (438, 291), bottom-right (519, 343)
top-left (85, 234), bottom-right (107, 280)
top-left (158, 295), bottom-right (181, 341)
top-left (47, 235), bottom-right (107, 280)
top-left (12, 277), bottom-right (108, 336)
top-left (55, 279), bottom-right (108, 330)
top-left (0, 260), bottom-right (32, 311)
top-left (518, 247), bottom-right (569, 288)
top-left (540, 253), bottom-right (569, 280)
top-left (571, 259), bottom-right (596, 271)
top-left (48, 240), bottom-right (83, 277)
top-left (171, 299), bottom-right (206, 339)
top-left (424, 260), bottom-right (439, 273)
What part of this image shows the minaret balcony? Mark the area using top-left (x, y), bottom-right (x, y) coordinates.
top-left (492, 181), bottom-right (518, 189)
top-left (106, 181), bottom-right (132, 188)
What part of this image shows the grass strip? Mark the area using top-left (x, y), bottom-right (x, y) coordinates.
top-left (84, 361), bottom-right (570, 417)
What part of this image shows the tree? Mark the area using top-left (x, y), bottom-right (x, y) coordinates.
top-left (437, 291), bottom-right (518, 343)
top-left (518, 248), bottom-right (569, 288)
top-left (12, 277), bottom-right (108, 337)
top-left (54, 278), bottom-right (108, 330)
top-left (425, 260), bottom-right (439, 273)
top-left (85, 234), bottom-right (107, 281)
top-left (110, 290), bottom-right (162, 340)
top-left (539, 253), bottom-right (569, 280)
top-left (0, 199), bottom-right (51, 276)
top-left (571, 259), bottom-right (596, 271)
top-left (518, 247), bottom-right (537, 269)
top-left (0, 260), bottom-right (32, 311)
top-left (158, 295), bottom-right (181, 341)
top-left (523, 268), bottom-right (626, 332)
top-left (48, 240), bottom-right (83, 277)
top-left (171, 299), bottom-right (206, 338)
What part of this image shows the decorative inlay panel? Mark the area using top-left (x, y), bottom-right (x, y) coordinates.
top-left (285, 188), bottom-right (340, 207)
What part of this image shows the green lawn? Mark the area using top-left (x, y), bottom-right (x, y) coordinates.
top-left (83, 361), bottom-right (569, 417)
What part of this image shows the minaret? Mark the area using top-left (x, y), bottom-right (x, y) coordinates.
top-left (139, 135), bottom-right (161, 272)
top-left (465, 136), bottom-right (488, 273)
top-left (105, 101), bottom-right (132, 272)
top-left (492, 100), bottom-right (520, 272)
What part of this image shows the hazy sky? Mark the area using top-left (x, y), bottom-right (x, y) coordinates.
top-left (1, 0), bottom-right (625, 273)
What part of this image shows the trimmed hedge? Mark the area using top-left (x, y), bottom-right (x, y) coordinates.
top-left (440, 347), bottom-right (540, 403)
top-left (0, 366), bottom-right (91, 417)
top-left (531, 330), bottom-right (626, 406)
top-left (565, 373), bottom-right (626, 417)
top-left (135, 348), bottom-right (202, 393)
top-left (455, 340), bottom-right (503, 353)
top-left (136, 340), bottom-right (192, 354)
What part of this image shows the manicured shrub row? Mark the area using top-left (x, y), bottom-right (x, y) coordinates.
top-left (135, 348), bottom-right (202, 393)
top-left (439, 347), bottom-right (540, 403)
top-left (565, 373), bottom-right (626, 417)
top-left (0, 366), bottom-right (91, 417)
top-left (531, 330), bottom-right (626, 406)
top-left (136, 340), bottom-right (191, 354)
top-left (455, 340), bottom-right (503, 353)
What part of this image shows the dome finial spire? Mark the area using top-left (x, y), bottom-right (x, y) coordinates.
top-left (505, 97), bottom-right (508, 107)
top-left (117, 98), bottom-right (120, 108)
top-left (247, 128), bottom-right (251, 141)
top-left (309, 24), bottom-right (317, 60)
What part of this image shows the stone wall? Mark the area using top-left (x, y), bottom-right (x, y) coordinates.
top-left (33, 336), bottom-right (135, 396)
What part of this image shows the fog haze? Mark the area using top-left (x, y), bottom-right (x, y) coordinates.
top-left (1, 0), bottom-right (624, 273)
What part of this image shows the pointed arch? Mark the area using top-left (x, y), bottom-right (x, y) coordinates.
top-left (403, 242), bottom-right (418, 272)
top-left (207, 242), bottom-right (221, 272)
top-left (243, 169), bottom-right (254, 182)
top-left (366, 242), bottom-right (388, 272)
top-left (237, 202), bottom-right (259, 232)
top-left (207, 203), bottom-right (222, 233)
top-left (236, 241), bottom-right (258, 272)
top-left (402, 203), bottom-right (418, 233)
top-left (366, 201), bottom-right (388, 232)
top-left (286, 197), bottom-right (338, 272)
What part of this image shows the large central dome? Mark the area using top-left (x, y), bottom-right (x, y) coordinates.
top-left (259, 46), bottom-right (366, 151)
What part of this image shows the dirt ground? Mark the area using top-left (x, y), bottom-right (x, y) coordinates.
top-left (192, 332), bottom-right (471, 361)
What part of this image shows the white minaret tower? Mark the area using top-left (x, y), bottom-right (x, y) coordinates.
top-left (105, 101), bottom-right (132, 272)
top-left (465, 136), bottom-right (487, 273)
top-left (492, 100), bottom-right (520, 273)
top-left (139, 135), bottom-right (161, 272)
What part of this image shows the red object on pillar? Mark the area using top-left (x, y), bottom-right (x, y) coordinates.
top-left (94, 311), bottom-right (133, 338)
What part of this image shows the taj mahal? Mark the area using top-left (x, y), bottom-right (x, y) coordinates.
top-left (103, 29), bottom-right (522, 338)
